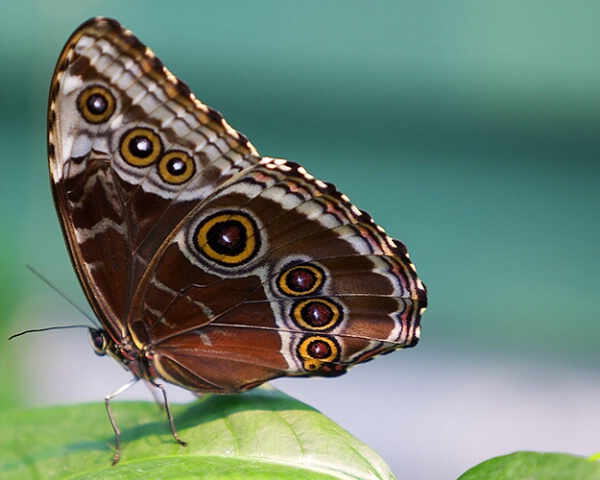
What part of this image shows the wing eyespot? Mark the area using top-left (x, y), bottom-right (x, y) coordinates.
top-left (291, 298), bottom-right (342, 332)
top-left (157, 151), bottom-right (195, 184)
top-left (77, 85), bottom-right (116, 124)
top-left (277, 264), bottom-right (324, 296)
top-left (297, 336), bottom-right (340, 371)
top-left (193, 211), bottom-right (260, 266)
top-left (120, 128), bottom-right (163, 167)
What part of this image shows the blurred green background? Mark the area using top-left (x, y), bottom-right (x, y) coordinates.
top-left (1, 1), bottom-right (598, 478)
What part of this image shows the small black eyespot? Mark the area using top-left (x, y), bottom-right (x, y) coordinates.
top-left (87, 93), bottom-right (109, 115)
top-left (128, 136), bottom-right (153, 158)
top-left (167, 157), bottom-right (186, 175)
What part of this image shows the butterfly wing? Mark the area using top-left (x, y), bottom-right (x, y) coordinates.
top-left (49, 17), bottom-right (427, 393)
top-left (48, 17), bottom-right (260, 341)
top-left (129, 159), bottom-right (427, 392)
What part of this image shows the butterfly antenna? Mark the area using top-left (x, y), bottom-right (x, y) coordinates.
top-left (9, 324), bottom-right (92, 340)
top-left (24, 264), bottom-right (98, 326)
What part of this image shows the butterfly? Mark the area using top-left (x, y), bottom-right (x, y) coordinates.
top-left (47, 17), bottom-right (427, 464)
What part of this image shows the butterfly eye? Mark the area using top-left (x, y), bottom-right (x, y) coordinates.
top-left (278, 264), bottom-right (324, 296)
top-left (88, 329), bottom-right (110, 356)
top-left (194, 211), bottom-right (260, 266)
top-left (292, 298), bottom-right (342, 331)
top-left (77, 85), bottom-right (116, 124)
top-left (120, 128), bottom-right (163, 167)
top-left (297, 336), bottom-right (340, 371)
top-left (158, 151), bottom-right (195, 184)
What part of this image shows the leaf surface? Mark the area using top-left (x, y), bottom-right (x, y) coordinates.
top-left (0, 386), bottom-right (394, 479)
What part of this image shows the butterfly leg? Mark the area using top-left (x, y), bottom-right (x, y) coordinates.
top-left (144, 379), bottom-right (165, 408)
top-left (151, 381), bottom-right (188, 448)
top-left (105, 377), bottom-right (139, 465)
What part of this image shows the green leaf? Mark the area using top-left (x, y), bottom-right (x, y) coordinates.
top-left (458, 451), bottom-right (600, 480)
top-left (0, 385), bottom-right (394, 479)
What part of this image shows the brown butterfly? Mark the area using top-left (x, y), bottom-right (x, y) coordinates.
top-left (47, 17), bottom-right (427, 464)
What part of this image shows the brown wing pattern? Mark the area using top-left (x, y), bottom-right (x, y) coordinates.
top-left (130, 160), bottom-right (426, 391)
top-left (48, 17), bottom-right (260, 340)
top-left (49, 17), bottom-right (427, 394)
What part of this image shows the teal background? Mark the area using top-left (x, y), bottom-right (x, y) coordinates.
top-left (1, 2), bottom-right (598, 479)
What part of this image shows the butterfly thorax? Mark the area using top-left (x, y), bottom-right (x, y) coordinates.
top-left (88, 328), bottom-right (158, 382)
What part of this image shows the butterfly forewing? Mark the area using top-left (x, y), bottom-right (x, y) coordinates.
top-left (48, 18), bottom-right (260, 341)
top-left (48, 17), bottom-right (427, 393)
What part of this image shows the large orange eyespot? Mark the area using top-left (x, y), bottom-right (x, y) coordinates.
top-left (292, 298), bottom-right (341, 331)
top-left (278, 264), bottom-right (324, 296)
top-left (77, 85), bottom-right (116, 124)
top-left (158, 151), bottom-right (195, 184)
top-left (120, 128), bottom-right (163, 167)
top-left (297, 336), bottom-right (339, 372)
top-left (194, 211), bottom-right (260, 266)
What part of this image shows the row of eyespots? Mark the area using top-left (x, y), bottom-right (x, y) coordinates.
top-left (120, 127), bottom-right (195, 184)
top-left (277, 263), bottom-right (344, 371)
top-left (277, 264), bottom-right (343, 331)
top-left (77, 85), bottom-right (195, 185)
top-left (193, 211), bottom-right (260, 267)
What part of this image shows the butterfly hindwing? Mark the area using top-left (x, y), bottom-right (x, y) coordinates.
top-left (127, 159), bottom-right (426, 391)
